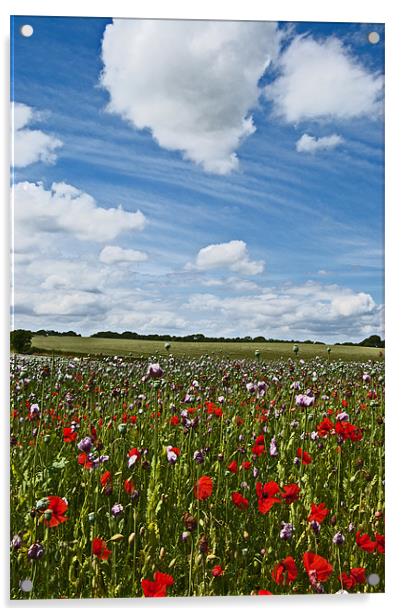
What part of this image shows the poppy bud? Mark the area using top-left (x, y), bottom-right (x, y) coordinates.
top-left (118, 423), bottom-right (127, 434)
top-left (44, 509), bottom-right (53, 521)
top-left (330, 515), bottom-right (337, 526)
top-left (199, 534), bottom-right (208, 554)
top-left (88, 512), bottom-right (96, 524)
top-left (182, 512), bottom-right (197, 531)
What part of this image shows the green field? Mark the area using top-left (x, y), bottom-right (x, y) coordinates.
top-left (30, 335), bottom-right (384, 361)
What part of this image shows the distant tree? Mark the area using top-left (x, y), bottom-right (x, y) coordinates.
top-left (360, 335), bottom-right (384, 348)
top-left (10, 329), bottom-right (33, 354)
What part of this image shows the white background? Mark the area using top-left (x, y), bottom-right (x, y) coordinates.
top-left (1, 1), bottom-right (400, 614)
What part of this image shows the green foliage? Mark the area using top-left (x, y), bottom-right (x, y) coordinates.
top-left (10, 329), bottom-right (33, 354)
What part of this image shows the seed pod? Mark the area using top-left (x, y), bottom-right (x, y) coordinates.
top-left (182, 512), bottom-right (197, 531)
top-left (128, 532), bottom-right (136, 545)
top-left (159, 547), bottom-right (165, 560)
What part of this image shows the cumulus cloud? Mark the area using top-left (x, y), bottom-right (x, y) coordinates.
top-left (189, 240), bottom-right (264, 275)
top-left (99, 245), bottom-right (148, 264)
top-left (100, 19), bottom-right (282, 174)
top-left (12, 181), bottom-right (146, 251)
top-left (265, 35), bottom-right (383, 123)
top-left (12, 102), bottom-right (63, 167)
top-left (185, 280), bottom-right (383, 340)
top-left (296, 133), bottom-right (344, 153)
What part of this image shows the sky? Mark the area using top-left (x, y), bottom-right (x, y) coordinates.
top-left (10, 16), bottom-right (385, 342)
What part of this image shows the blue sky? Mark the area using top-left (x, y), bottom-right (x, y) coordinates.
top-left (10, 16), bottom-right (384, 342)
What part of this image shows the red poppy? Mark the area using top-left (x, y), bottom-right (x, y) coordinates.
top-left (124, 479), bottom-right (135, 495)
top-left (338, 567), bottom-right (366, 590)
top-left (258, 589), bottom-right (273, 595)
top-left (92, 537), bottom-right (111, 560)
top-left (252, 435), bottom-right (265, 456)
top-left (356, 531), bottom-right (377, 553)
top-left (303, 552), bottom-right (333, 583)
top-left (194, 475), bottom-right (213, 500)
top-left (317, 417), bottom-right (334, 437)
top-left (272, 556), bottom-right (298, 585)
top-left (141, 571), bottom-right (174, 597)
top-left (43, 496), bottom-right (68, 527)
top-left (375, 533), bottom-right (385, 553)
top-left (77, 452), bottom-right (93, 469)
top-left (281, 483), bottom-right (301, 504)
top-left (242, 460), bottom-right (251, 470)
top-left (297, 448), bottom-right (312, 464)
top-left (227, 460), bottom-right (238, 474)
top-left (63, 427), bottom-right (77, 442)
top-left (256, 481), bottom-right (281, 514)
top-left (212, 565), bottom-right (224, 577)
top-left (308, 502), bottom-right (329, 524)
top-left (100, 470), bottom-right (112, 488)
top-left (231, 491), bottom-right (249, 510)
top-left (335, 421), bottom-right (363, 442)
top-left (170, 415), bottom-right (180, 426)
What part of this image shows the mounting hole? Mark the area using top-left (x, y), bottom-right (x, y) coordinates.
top-left (368, 32), bottom-right (380, 45)
top-left (367, 573), bottom-right (380, 586)
top-left (20, 24), bottom-right (34, 38)
top-left (20, 579), bottom-right (33, 592)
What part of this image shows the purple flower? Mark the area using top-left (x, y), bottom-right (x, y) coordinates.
top-left (280, 522), bottom-right (294, 540)
top-left (111, 503), bottom-right (124, 518)
top-left (146, 363), bottom-right (164, 379)
top-left (362, 373), bottom-right (371, 383)
top-left (332, 531), bottom-right (345, 545)
top-left (77, 436), bottom-right (92, 453)
top-left (27, 543), bottom-right (44, 560)
top-left (336, 411), bottom-right (349, 422)
top-left (166, 445), bottom-right (179, 464)
top-left (295, 394), bottom-right (315, 408)
top-left (310, 520), bottom-right (321, 535)
top-left (269, 436), bottom-right (279, 457)
top-left (193, 450), bottom-right (205, 464)
top-left (246, 382), bottom-right (256, 394)
top-left (11, 534), bottom-right (22, 550)
top-left (290, 381), bottom-right (301, 391)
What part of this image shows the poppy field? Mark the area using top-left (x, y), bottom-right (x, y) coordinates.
top-left (10, 352), bottom-right (385, 599)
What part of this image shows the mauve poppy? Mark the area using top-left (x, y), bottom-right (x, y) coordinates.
top-left (43, 496), bottom-right (68, 527)
top-left (308, 502), bottom-right (329, 524)
top-left (256, 481), bottom-right (281, 514)
top-left (272, 556), bottom-right (298, 585)
top-left (303, 552), bottom-right (333, 583)
top-left (281, 483), bottom-right (301, 504)
top-left (194, 475), bottom-right (213, 500)
top-left (297, 448), bottom-right (312, 464)
top-left (92, 537), bottom-right (111, 560)
top-left (356, 531), bottom-right (377, 553)
top-left (231, 491), bottom-right (249, 510)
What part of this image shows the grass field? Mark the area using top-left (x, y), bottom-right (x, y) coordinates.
top-left (31, 335), bottom-right (384, 361)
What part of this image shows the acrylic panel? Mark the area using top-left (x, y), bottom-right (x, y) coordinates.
top-left (10, 16), bottom-right (385, 599)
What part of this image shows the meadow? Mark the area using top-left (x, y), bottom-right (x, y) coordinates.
top-left (31, 335), bottom-right (383, 361)
top-left (10, 352), bottom-right (384, 599)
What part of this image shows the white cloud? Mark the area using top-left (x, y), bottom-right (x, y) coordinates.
top-left (184, 280), bottom-right (383, 340)
top-left (12, 102), bottom-right (63, 167)
top-left (190, 240), bottom-right (264, 275)
top-left (266, 35), bottom-right (383, 123)
top-left (12, 181), bottom-right (146, 251)
top-left (100, 19), bottom-right (282, 174)
top-left (296, 133), bottom-right (344, 153)
top-left (99, 245), bottom-right (148, 264)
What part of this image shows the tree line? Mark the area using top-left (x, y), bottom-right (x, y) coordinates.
top-left (10, 329), bottom-right (385, 354)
